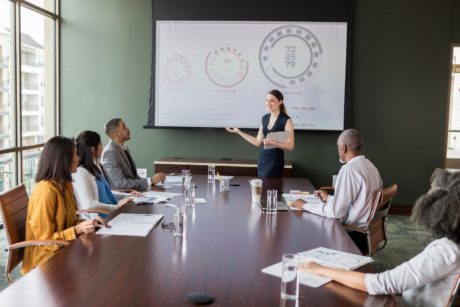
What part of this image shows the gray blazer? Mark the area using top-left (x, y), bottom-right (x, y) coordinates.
top-left (101, 140), bottom-right (149, 191)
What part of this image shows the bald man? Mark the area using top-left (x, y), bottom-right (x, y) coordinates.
top-left (293, 129), bottom-right (382, 228)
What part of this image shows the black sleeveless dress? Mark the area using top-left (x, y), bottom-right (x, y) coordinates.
top-left (257, 112), bottom-right (290, 177)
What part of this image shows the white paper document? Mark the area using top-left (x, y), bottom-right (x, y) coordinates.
top-left (261, 262), bottom-right (332, 288)
top-left (162, 175), bottom-right (183, 186)
top-left (136, 191), bottom-right (182, 204)
top-left (282, 193), bottom-right (323, 206)
top-left (299, 247), bottom-right (373, 270)
top-left (96, 213), bottom-right (164, 237)
top-left (264, 131), bottom-right (290, 149)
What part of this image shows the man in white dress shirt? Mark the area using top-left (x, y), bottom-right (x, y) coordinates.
top-left (293, 129), bottom-right (382, 228)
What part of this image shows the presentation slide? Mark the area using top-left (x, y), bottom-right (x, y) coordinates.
top-left (153, 21), bottom-right (348, 130)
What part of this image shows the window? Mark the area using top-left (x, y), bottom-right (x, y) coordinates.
top-left (446, 45), bottom-right (460, 168)
top-left (0, 0), bottom-right (59, 197)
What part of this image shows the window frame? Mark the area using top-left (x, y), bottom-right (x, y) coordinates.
top-left (445, 43), bottom-right (460, 169)
top-left (0, 0), bottom-right (60, 189)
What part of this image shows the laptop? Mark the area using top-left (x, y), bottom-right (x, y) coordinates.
top-left (257, 178), bottom-right (289, 211)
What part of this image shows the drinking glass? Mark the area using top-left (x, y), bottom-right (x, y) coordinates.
top-left (266, 189), bottom-right (273, 213)
top-left (281, 254), bottom-right (299, 300)
top-left (270, 189), bottom-right (278, 215)
top-left (185, 183), bottom-right (196, 207)
top-left (174, 206), bottom-right (186, 236)
top-left (208, 165), bottom-right (215, 184)
top-left (182, 169), bottom-right (191, 188)
top-left (219, 177), bottom-right (230, 192)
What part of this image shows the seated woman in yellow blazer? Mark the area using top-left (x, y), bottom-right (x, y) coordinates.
top-left (22, 136), bottom-right (101, 274)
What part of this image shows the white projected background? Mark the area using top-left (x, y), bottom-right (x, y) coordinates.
top-left (155, 21), bottom-right (347, 130)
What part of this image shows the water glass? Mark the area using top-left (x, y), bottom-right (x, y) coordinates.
top-left (174, 206), bottom-right (186, 237)
top-left (219, 177), bottom-right (230, 192)
top-left (270, 189), bottom-right (278, 215)
top-left (182, 169), bottom-right (191, 188)
top-left (208, 165), bottom-right (215, 183)
top-left (266, 190), bottom-right (273, 213)
top-left (281, 254), bottom-right (299, 300)
top-left (185, 183), bottom-right (196, 207)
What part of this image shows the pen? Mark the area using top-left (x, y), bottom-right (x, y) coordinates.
top-left (94, 217), bottom-right (111, 228)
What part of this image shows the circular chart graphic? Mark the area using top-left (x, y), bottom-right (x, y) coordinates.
top-left (205, 45), bottom-right (249, 88)
top-left (164, 54), bottom-right (191, 86)
top-left (259, 25), bottom-right (323, 88)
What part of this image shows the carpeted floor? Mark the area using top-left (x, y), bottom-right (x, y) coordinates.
top-left (0, 215), bottom-right (434, 292)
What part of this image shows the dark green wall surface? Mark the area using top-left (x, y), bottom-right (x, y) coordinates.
top-left (61, 0), bottom-right (459, 205)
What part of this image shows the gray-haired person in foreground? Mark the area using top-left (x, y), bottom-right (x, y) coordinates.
top-left (300, 168), bottom-right (460, 307)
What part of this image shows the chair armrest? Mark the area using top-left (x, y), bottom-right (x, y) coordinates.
top-left (318, 186), bottom-right (334, 191)
top-left (8, 240), bottom-right (70, 251)
top-left (342, 223), bottom-right (367, 234)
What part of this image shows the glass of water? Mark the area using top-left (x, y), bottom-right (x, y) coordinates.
top-left (207, 165), bottom-right (215, 184)
top-left (181, 169), bottom-right (191, 188)
top-left (185, 183), bottom-right (196, 207)
top-left (281, 253), bottom-right (299, 300)
top-left (174, 206), bottom-right (186, 237)
top-left (270, 189), bottom-right (278, 215)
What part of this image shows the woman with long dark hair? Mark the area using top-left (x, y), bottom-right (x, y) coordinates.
top-left (22, 136), bottom-right (101, 274)
top-left (72, 130), bottom-right (133, 212)
top-left (226, 89), bottom-right (295, 177)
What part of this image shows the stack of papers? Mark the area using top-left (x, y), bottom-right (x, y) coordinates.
top-left (96, 213), bottom-right (164, 237)
top-left (162, 175), bottom-right (183, 186)
top-left (299, 247), bottom-right (373, 270)
top-left (261, 247), bottom-right (372, 288)
top-left (261, 262), bottom-right (331, 288)
top-left (282, 193), bottom-right (323, 206)
top-left (132, 191), bottom-right (182, 204)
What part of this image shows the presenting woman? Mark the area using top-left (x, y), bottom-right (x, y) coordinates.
top-left (300, 168), bottom-right (460, 307)
top-left (226, 89), bottom-right (294, 177)
top-left (73, 130), bottom-right (134, 212)
top-left (22, 136), bottom-right (102, 274)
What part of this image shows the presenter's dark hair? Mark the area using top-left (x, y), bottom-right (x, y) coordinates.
top-left (268, 89), bottom-right (287, 114)
top-left (35, 136), bottom-right (75, 185)
top-left (76, 130), bottom-right (101, 177)
top-left (411, 168), bottom-right (460, 244)
top-left (104, 118), bottom-right (122, 136)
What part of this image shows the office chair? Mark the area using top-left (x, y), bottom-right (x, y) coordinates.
top-left (343, 183), bottom-right (398, 256)
top-left (0, 184), bottom-right (109, 283)
top-left (0, 184), bottom-right (70, 283)
top-left (446, 274), bottom-right (460, 307)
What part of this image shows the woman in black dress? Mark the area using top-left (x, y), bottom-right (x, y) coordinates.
top-left (226, 89), bottom-right (295, 177)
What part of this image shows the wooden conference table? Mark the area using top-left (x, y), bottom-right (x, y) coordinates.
top-left (0, 176), bottom-right (399, 307)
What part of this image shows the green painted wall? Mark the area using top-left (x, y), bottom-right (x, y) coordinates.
top-left (61, 0), bottom-right (458, 205)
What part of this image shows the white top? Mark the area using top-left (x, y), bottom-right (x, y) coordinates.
top-left (303, 155), bottom-right (382, 227)
top-left (72, 166), bottom-right (120, 212)
top-left (365, 238), bottom-right (460, 307)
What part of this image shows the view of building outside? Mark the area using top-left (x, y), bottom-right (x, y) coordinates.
top-left (0, 0), bottom-right (57, 199)
top-left (447, 47), bottom-right (460, 160)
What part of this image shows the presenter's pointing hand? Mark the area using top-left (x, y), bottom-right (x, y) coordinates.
top-left (225, 127), bottom-right (240, 134)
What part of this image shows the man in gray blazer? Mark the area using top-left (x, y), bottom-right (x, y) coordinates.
top-left (101, 118), bottom-right (165, 191)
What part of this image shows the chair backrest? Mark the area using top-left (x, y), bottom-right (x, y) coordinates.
top-left (366, 183), bottom-right (398, 256)
top-left (372, 183), bottom-right (398, 221)
top-left (0, 184), bottom-right (29, 274)
top-left (446, 274), bottom-right (460, 307)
